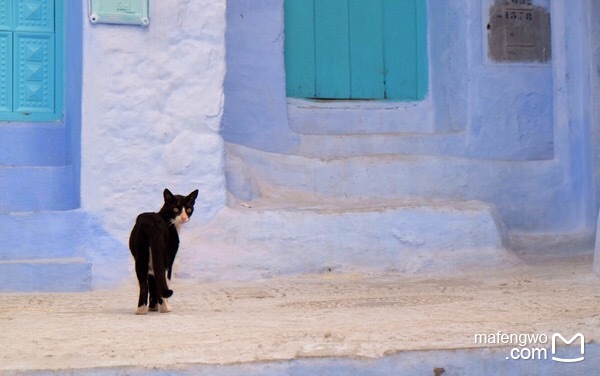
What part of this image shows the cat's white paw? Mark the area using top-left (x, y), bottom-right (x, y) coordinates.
top-left (135, 305), bottom-right (149, 315)
top-left (158, 299), bottom-right (172, 313)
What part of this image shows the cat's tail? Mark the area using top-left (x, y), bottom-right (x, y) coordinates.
top-left (152, 248), bottom-right (174, 298)
top-left (154, 252), bottom-right (173, 299)
top-left (147, 233), bottom-right (174, 299)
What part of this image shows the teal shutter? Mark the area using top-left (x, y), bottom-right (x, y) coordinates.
top-left (0, 0), bottom-right (11, 30)
top-left (0, 0), bottom-right (61, 121)
top-left (0, 31), bottom-right (12, 111)
top-left (285, 0), bottom-right (427, 101)
top-left (14, 33), bottom-right (54, 113)
top-left (14, 0), bottom-right (53, 32)
top-left (0, 0), bottom-right (12, 112)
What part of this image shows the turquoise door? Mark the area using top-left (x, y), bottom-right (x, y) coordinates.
top-left (0, 0), bottom-right (62, 121)
top-left (284, 0), bottom-right (427, 100)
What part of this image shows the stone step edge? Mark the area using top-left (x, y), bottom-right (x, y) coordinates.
top-left (0, 257), bottom-right (89, 265)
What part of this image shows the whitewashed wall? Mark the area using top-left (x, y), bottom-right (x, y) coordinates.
top-left (81, 1), bottom-right (227, 284)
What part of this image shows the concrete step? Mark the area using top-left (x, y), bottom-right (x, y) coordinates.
top-left (182, 192), bottom-right (519, 280)
top-left (0, 210), bottom-right (93, 292)
top-left (0, 258), bottom-right (91, 292)
top-left (225, 142), bottom-right (566, 231)
top-left (296, 132), bottom-right (466, 159)
top-left (0, 211), bottom-right (88, 260)
top-left (0, 165), bottom-right (78, 212)
top-left (286, 97), bottom-right (440, 134)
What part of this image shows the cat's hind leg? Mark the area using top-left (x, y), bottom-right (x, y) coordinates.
top-left (148, 275), bottom-right (158, 311)
top-left (134, 258), bottom-right (150, 315)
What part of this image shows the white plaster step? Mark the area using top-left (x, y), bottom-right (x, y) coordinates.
top-left (181, 192), bottom-right (519, 281)
top-left (224, 142), bottom-right (561, 231)
top-left (296, 132), bottom-right (466, 159)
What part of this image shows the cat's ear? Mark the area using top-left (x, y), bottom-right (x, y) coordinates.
top-left (163, 189), bottom-right (175, 201)
top-left (187, 189), bottom-right (199, 202)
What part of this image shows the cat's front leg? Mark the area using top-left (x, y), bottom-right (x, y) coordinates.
top-left (135, 286), bottom-right (149, 315)
top-left (135, 282), bottom-right (149, 315)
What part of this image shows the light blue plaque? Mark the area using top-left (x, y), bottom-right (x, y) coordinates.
top-left (89, 0), bottom-right (150, 27)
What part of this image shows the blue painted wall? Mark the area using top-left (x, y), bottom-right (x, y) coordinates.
top-left (222, 0), bottom-right (555, 161)
top-left (65, 0), bottom-right (83, 209)
top-left (222, 0), bottom-right (599, 236)
top-left (2, 0), bottom-right (229, 291)
top-left (1, 0), bottom-right (598, 291)
top-left (0, 1), bottom-right (88, 292)
top-left (222, 0), bottom-right (299, 153)
top-left (0, 0), bottom-right (81, 212)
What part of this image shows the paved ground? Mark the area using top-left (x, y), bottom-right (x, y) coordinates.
top-left (0, 255), bottom-right (599, 374)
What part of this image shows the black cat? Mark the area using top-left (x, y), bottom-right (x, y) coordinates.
top-left (129, 188), bottom-right (198, 314)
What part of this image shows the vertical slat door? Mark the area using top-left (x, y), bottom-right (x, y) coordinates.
top-left (284, 0), bottom-right (427, 101)
top-left (314, 0), bottom-right (350, 99)
top-left (383, 0), bottom-right (424, 99)
top-left (414, 0), bottom-right (427, 100)
top-left (284, 0), bottom-right (315, 98)
top-left (349, 0), bottom-right (384, 99)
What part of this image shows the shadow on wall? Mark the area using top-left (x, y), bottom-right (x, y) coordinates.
top-left (83, 214), bottom-right (131, 289)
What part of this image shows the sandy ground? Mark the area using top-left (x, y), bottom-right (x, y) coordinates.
top-left (0, 256), bottom-right (599, 373)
